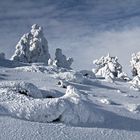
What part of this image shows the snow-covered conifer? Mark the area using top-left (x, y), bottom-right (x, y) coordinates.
top-left (93, 53), bottom-right (128, 81)
top-left (54, 48), bottom-right (73, 69)
top-left (11, 24), bottom-right (50, 64)
top-left (130, 52), bottom-right (140, 76)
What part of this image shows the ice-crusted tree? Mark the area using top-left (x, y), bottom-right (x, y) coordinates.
top-left (11, 24), bottom-right (50, 64)
top-left (92, 54), bottom-right (128, 82)
top-left (130, 52), bottom-right (140, 76)
top-left (130, 52), bottom-right (140, 90)
top-left (53, 48), bottom-right (73, 69)
top-left (0, 53), bottom-right (5, 59)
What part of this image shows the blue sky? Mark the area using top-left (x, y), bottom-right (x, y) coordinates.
top-left (1, 0), bottom-right (140, 73)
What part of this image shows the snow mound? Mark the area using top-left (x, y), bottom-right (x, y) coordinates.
top-left (53, 71), bottom-right (85, 83)
top-left (0, 81), bottom-right (43, 99)
top-left (129, 75), bottom-right (140, 91)
top-left (60, 86), bottom-right (104, 125)
top-left (125, 104), bottom-right (140, 113)
top-left (79, 70), bottom-right (96, 79)
top-left (15, 63), bottom-right (59, 74)
top-left (99, 98), bottom-right (116, 105)
top-left (93, 54), bottom-right (129, 82)
top-left (11, 24), bottom-right (50, 64)
top-left (14, 63), bottom-right (70, 74)
top-left (0, 84), bottom-right (104, 125)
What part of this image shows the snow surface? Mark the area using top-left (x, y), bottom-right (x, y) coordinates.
top-left (0, 60), bottom-right (140, 139)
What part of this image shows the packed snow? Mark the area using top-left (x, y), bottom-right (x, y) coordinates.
top-left (0, 80), bottom-right (104, 125)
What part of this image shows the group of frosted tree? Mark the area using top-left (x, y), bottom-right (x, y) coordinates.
top-left (1, 24), bottom-right (140, 84)
top-left (11, 24), bottom-right (73, 69)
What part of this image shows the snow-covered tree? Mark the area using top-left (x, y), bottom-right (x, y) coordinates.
top-left (11, 24), bottom-right (50, 64)
top-left (54, 48), bottom-right (73, 69)
top-left (0, 52), bottom-right (5, 59)
top-left (130, 52), bottom-right (140, 76)
top-left (93, 54), bottom-right (128, 81)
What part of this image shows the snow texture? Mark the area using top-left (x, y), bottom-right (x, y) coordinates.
top-left (0, 82), bottom-right (104, 125)
top-left (11, 24), bottom-right (50, 64)
top-left (0, 81), bottom-right (43, 99)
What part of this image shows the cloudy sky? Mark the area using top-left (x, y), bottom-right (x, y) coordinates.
top-left (1, 0), bottom-right (140, 74)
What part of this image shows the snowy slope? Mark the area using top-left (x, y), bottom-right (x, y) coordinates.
top-left (0, 61), bottom-right (140, 140)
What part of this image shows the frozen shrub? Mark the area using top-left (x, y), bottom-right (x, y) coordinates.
top-left (11, 24), bottom-right (50, 64)
top-left (54, 48), bottom-right (73, 69)
top-left (93, 54), bottom-right (128, 81)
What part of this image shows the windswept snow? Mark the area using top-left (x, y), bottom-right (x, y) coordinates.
top-left (0, 82), bottom-right (104, 125)
top-left (0, 62), bottom-right (140, 139)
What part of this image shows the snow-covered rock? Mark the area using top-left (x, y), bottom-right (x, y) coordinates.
top-left (93, 54), bottom-right (128, 81)
top-left (129, 75), bottom-right (140, 91)
top-left (125, 104), bottom-right (140, 113)
top-left (54, 48), bottom-right (73, 69)
top-left (57, 80), bottom-right (68, 88)
top-left (99, 98), bottom-right (115, 105)
top-left (79, 70), bottom-right (96, 79)
top-left (130, 52), bottom-right (140, 76)
top-left (11, 24), bottom-right (50, 64)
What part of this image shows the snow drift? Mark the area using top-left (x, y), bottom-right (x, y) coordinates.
top-left (0, 81), bottom-right (104, 125)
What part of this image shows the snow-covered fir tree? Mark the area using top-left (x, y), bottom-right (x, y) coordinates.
top-left (11, 24), bottom-right (50, 64)
top-left (54, 48), bottom-right (73, 69)
top-left (50, 48), bottom-right (73, 69)
top-left (130, 52), bottom-right (140, 76)
top-left (92, 53), bottom-right (128, 82)
top-left (129, 52), bottom-right (140, 90)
